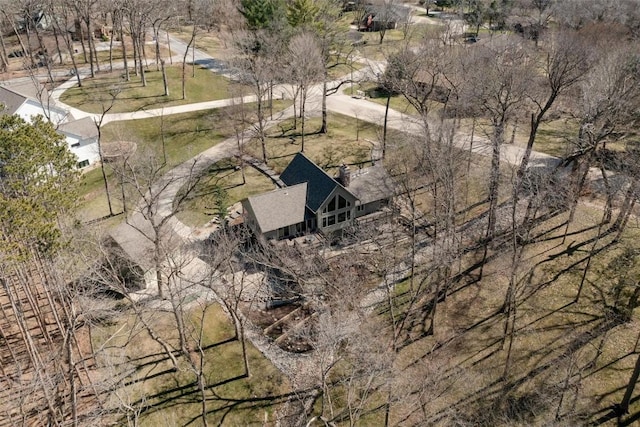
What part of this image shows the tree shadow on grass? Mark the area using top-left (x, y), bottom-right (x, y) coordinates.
top-left (142, 382), bottom-right (311, 427)
top-left (589, 392), bottom-right (640, 426)
top-left (117, 335), bottom-right (240, 387)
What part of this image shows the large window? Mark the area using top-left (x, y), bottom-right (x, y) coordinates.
top-left (323, 195), bottom-right (351, 214)
top-left (77, 159), bottom-right (89, 168)
top-left (320, 193), bottom-right (353, 228)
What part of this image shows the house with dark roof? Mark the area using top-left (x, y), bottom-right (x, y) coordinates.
top-left (242, 153), bottom-right (395, 241)
top-left (361, 3), bottom-right (412, 32)
top-left (0, 82), bottom-right (99, 169)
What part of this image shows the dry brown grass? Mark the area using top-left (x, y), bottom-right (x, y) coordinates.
top-left (381, 202), bottom-right (640, 426)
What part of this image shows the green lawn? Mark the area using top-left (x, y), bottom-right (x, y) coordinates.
top-left (175, 111), bottom-right (381, 227)
top-left (176, 158), bottom-right (277, 227)
top-left (93, 303), bottom-right (291, 426)
top-left (170, 27), bottom-right (235, 60)
top-left (78, 109), bottom-right (240, 222)
top-left (78, 101), bottom-right (291, 222)
top-left (60, 64), bottom-right (244, 114)
top-left (244, 112), bottom-right (380, 175)
top-left (352, 82), bottom-right (422, 116)
top-left (74, 46), bottom-right (171, 65)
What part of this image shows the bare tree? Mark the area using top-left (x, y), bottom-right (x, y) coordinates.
top-left (561, 40), bottom-right (640, 238)
top-left (384, 37), bottom-right (458, 130)
top-left (516, 29), bottom-right (589, 179)
top-left (460, 38), bottom-right (531, 274)
top-left (115, 149), bottom-right (201, 298)
top-left (232, 29), bottom-right (282, 163)
top-left (287, 31), bottom-right (324, 151)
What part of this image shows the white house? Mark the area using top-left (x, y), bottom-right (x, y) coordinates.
top-left (0, 81), bottom-right (99, 169)
top-left (57, 117), bottom-right (100, 169)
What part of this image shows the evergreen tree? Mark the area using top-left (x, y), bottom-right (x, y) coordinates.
top-left (287, 0), bottom-right (320, 28)
top-left (239, 0), bottom-right (286, 30)
top-left (0, 114), bottom-right (79, 256)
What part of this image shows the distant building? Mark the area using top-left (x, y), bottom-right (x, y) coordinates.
top-left (361, 4), bottom-right (412, 32)
top-left (242, 152), bottom-right (395, 241)
top-left (0, 82), bottom-right (99, 169)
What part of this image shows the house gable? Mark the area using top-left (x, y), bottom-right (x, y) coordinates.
top-left (280, 152), bottom-right (355, 213)
top-left (242, 153), bottom-right (396, 241)
top-left (317, 185), bottom-right (357, 232)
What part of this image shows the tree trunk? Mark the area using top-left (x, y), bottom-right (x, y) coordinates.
top-left (97, 128), bottom-right (114, 217)
top-left (120, 18), bottom-right (129, 81)
top-left (0, 25), bottom-right (9, 70)
top-left (382, 94), bottom-right (390, 159)
top-left (85, 19), bottom-right (95, 78)
top-left (301, 86), bottom-right (306, 152)
top-left (619, 352), bottom-right (640, 414)
top-left (139, 38), bottom-right (147, 87)
top-left (576, 208), bottom-right (608, 303)
top-left (320, 79), bottom-right (328, 134)
top-left (481, 122), bottom-right (504, 274)
top-left (161, 60), bottom-right (169, 96)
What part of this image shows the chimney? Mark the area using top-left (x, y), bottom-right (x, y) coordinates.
top-left (339, 164), bottom-right (351, 187)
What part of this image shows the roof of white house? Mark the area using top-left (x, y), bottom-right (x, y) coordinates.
top-left (245, 182), bottom-right (308, 233)
top-left (0, 80), bottom-right (66, 122)
top-left (58, 116), bottom-right (98, 139)
top-left (0, 86), bottom-right (28, 115)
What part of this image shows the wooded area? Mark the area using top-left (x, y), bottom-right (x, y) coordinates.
top-left (2, 0), bottom-right (640, 426)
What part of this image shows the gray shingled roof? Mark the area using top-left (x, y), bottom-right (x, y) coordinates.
top-left (348, 164), bottom-right (396, 204)
top-left (58, 116), bottom-right (98, 139)
top-left (0, 80), bottom-right (58, 118)
top-left (280, 152), bottom-right (354, 213)
top-left (0, 86), bottom-right (27, 115)
top-left (245, 183), bottom-right (308, 233)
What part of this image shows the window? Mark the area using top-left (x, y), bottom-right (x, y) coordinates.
top-left (77, 159), bottom-right (89, 168)
top-left (71, 142), bottom-right (80, 148)
top-left (338, 212), bottom-right (346, 223)
top-left (328, 196), bottom-right (336, 211)
top-left (327, 215), bottom-right (336, 226)
top-left (322, 217), bottom-right (327, 227)
top-left (357, 204), bottom-right (365, 212)
top-left (338, 195), bottom-right (347, 209)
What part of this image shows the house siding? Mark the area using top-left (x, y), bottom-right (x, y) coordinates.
top-left (62, 133), bottom-right (100, 168)
top-left (356, 200), bottom-right (387, 218)
top-left (317, 187), bottom-right (357, 234)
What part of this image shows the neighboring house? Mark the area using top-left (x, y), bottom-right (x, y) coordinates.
top-left (0, 82), bottom-right (67, 124)
top-left (15, 9), bottom-right (52, 31)
top-left (0, 82), bottom-right (99, 169)
top-left (242, 153), bottom-right (395, 241)
top-left (361, 4), bottom-right (411, 31)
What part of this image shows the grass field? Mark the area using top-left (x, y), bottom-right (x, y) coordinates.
top-left (60, 64), bottom-right (243, 114)
top-left (244, 112), bottom-right (381, 175)
top-left (176, 158), bottom-right (277, 227)
top-left (92, 303), bottom-right (291, 425)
